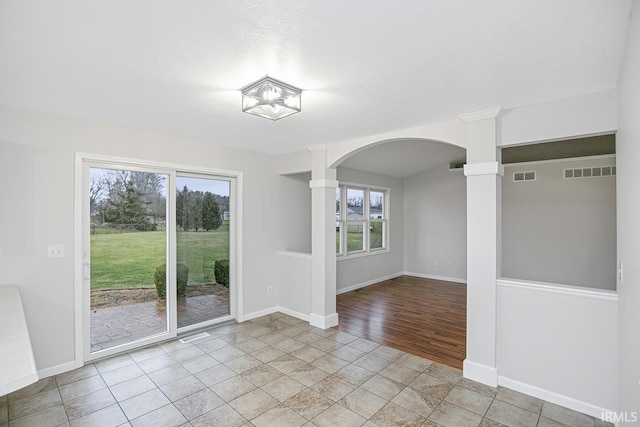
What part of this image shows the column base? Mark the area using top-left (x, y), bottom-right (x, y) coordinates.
top-left (309, 313), bottom-right (339, 329)
top-left (463, 359), bottom-right (498, 387)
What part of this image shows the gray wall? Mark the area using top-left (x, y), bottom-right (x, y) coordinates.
top-left (277, 174), bottom-right (312, 254)
top-left (502, 157), bottom-right (617, 290)
top-left (336, 167), bottom-right (404, 291)
top-left (403, 164), bottom-right (467, 281)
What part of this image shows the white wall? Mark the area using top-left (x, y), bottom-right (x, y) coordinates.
top-left (0, 106), bottom-right (282, 372)
top-left (499, 90), bottom-right (617, 148)
top-left (277, 252), bottom-right (311, 318)
top-left (403, 164), bottom-right (467, 282)
top-left (277, 174), bottom-right (311, 254)
top-left (497, 279), bottom-right (618, 416)
top-left (336, 167), bottom-right (404, 292)
top-left (616, 0), bottom-right (640, 419)
top-left (502, 157), bottom-right (617, 290)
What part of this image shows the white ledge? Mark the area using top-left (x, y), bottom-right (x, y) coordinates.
top-left (0, 284), bottom-right (39, 396)
top-left (497, 278), bottom-right (617, 301)
top-left (277, 251), bottom-right (312, 259)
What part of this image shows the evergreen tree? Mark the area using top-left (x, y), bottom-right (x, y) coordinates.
top-left (103, 180), bottom-right (150, 227)
top-left (202, 192), bottom-right (222, 231)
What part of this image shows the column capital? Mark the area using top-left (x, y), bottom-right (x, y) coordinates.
top-left (464, 161), bottom-right (504, 177)
top-left (309, 179), bottom-right (339, 189)
top-left (458, 107), bottom-right (502, 123)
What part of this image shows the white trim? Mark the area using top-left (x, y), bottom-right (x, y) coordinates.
top-left (503, 154), bottom-right (616, 168)
top-left (463, 359), bottom-right (498, 387)
top-left (238, 307), bottom-right (279, 323)
top-left (309, 313), bottom-right (339, 329)
top-left (309, 179), bottom-right (339, 189)
top-left (73, 153), bottom-right (85, 368)
top-left (307, 143), bottom-right (329, 152)
top-left (498, 376), bottom-right (614, 420)
top-left (403, 272), bottom-right (467, 284)
top-left (336, 248), bottom-right (390, 262)
top-left (458, 107), bottom-right (502, 122)
top-left (337, 272), bottom-right (404, 295)
top-left (464, 161), bottom-right (505, 177)
top-left (38, 361), bottom-right (79, 380)
top-left (497, 278), bottom-right (617, 301)
top-left (277, 251), bottom-right (312, 260)
top-left (74, 152), bottom-right (243, 364)
top-left (277, 306), bottom-right (310, 322)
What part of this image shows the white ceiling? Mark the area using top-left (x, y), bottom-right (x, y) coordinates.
top-left (340, 139), bottom-right (465, 179)
top-left (0, 1), bottom-right (632, 156)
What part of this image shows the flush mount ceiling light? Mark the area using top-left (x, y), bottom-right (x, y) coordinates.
top-left (241, 76), bottom-right (302, 120)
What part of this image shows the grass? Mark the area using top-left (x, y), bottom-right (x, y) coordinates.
top-left (336, 223), bottom-right (383, 253)
top-left (91, 222), bottom-right (229, 290)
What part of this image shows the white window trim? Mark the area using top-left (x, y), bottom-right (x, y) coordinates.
top-left (74, 152), bottom-right (243, 365)
top-left (336, 182), bottom-right (390, 260)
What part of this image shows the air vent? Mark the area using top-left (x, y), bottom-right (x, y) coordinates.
top-left (564, 166), bottom-right (616, 180)
top-left (513, 171), bottom-right (536, 182)
top-left (179, 332), bottom-right (210, 343)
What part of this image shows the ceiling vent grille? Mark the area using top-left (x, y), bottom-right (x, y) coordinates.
top-left (513, 171), bottom-right (536, 182)
top-left (564, 166), bottom-right (616, 180)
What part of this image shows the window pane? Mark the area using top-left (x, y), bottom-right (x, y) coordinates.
top-left (347, 221), bottom-right (365, 252)
top-left (336, 188), bottom-right (341, 219)
top-left (370, 221), bottom-right (384, 250)
top-left (347, 188), bottom-right (364, 220)
top-left (336, 225), bottom-right (341, 254)
top-left (370, 191), bottom-right (384, 220)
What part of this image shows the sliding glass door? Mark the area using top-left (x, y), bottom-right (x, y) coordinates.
top-left (86, 165), bottom-right (170, 357)
top-left (82, 158), bottom-right (235, 360)
top-left (176, 175), bottom-right (231, 329)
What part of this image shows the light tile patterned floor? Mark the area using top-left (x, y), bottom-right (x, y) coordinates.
top-left (1, 313), bottom-right (611, 427)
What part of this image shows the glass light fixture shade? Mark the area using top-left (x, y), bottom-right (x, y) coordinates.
top-left (241, 76), bottom-right (302, 120)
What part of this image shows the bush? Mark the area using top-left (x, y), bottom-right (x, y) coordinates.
top-left (154, 263), bottom-right (189, 298)
top-left (214, 259), bottom-right (229, 287)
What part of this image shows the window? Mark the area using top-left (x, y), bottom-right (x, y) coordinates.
top-left (336, 183), bottom-right (388, 257)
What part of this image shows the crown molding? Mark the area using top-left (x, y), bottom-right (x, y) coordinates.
top-left (458, 107), bottom-right (503, 123)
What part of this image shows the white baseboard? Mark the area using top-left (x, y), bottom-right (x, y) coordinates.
top-left (277, 306), bottom-right (310, 322)
top-left (463, 359), bottom-right (498, 387)
top-left (498, 376), bottom-right (614, 420)
top-left (309, 313), bottom-right (339, 329)
top-left (403, 271), bottom-right (467, 284)
top-left (336, 272), bottom-right (404, 295)
top-left (38, 360), bottom-right (80, 379)
top-left (238, 306), bottom-right (278, 322)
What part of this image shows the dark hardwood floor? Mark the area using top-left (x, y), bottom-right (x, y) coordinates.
top-left (336, 275), bottom-right (467, 369)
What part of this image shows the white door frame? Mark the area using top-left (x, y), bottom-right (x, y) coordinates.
top-left (74, 152), bottom-right (243, 365)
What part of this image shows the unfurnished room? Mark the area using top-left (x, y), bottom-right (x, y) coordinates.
top-left (1, 1), bottom-right (640, 426)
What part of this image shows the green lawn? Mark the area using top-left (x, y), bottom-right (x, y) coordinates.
top-left (336, 223), bottom-right (383, 253)
top-left (90, 224), bottom-right (229, 290)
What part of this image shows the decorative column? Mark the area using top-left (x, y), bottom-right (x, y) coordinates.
top-left (308, 145), bottom-right (339, 329)
top-left (459, 108), bottom-right (503, 387)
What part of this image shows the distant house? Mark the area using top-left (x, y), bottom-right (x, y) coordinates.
top-left (222, 211), bottom-right (230, 221)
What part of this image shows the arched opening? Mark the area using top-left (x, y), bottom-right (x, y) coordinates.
top-left (331, 137), bottom-right (468, 369)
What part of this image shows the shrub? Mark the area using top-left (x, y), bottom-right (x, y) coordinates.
top-left (214, 259), bottom-right (229, 287)
top-left (154, 263), bottom-right (189, 298)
